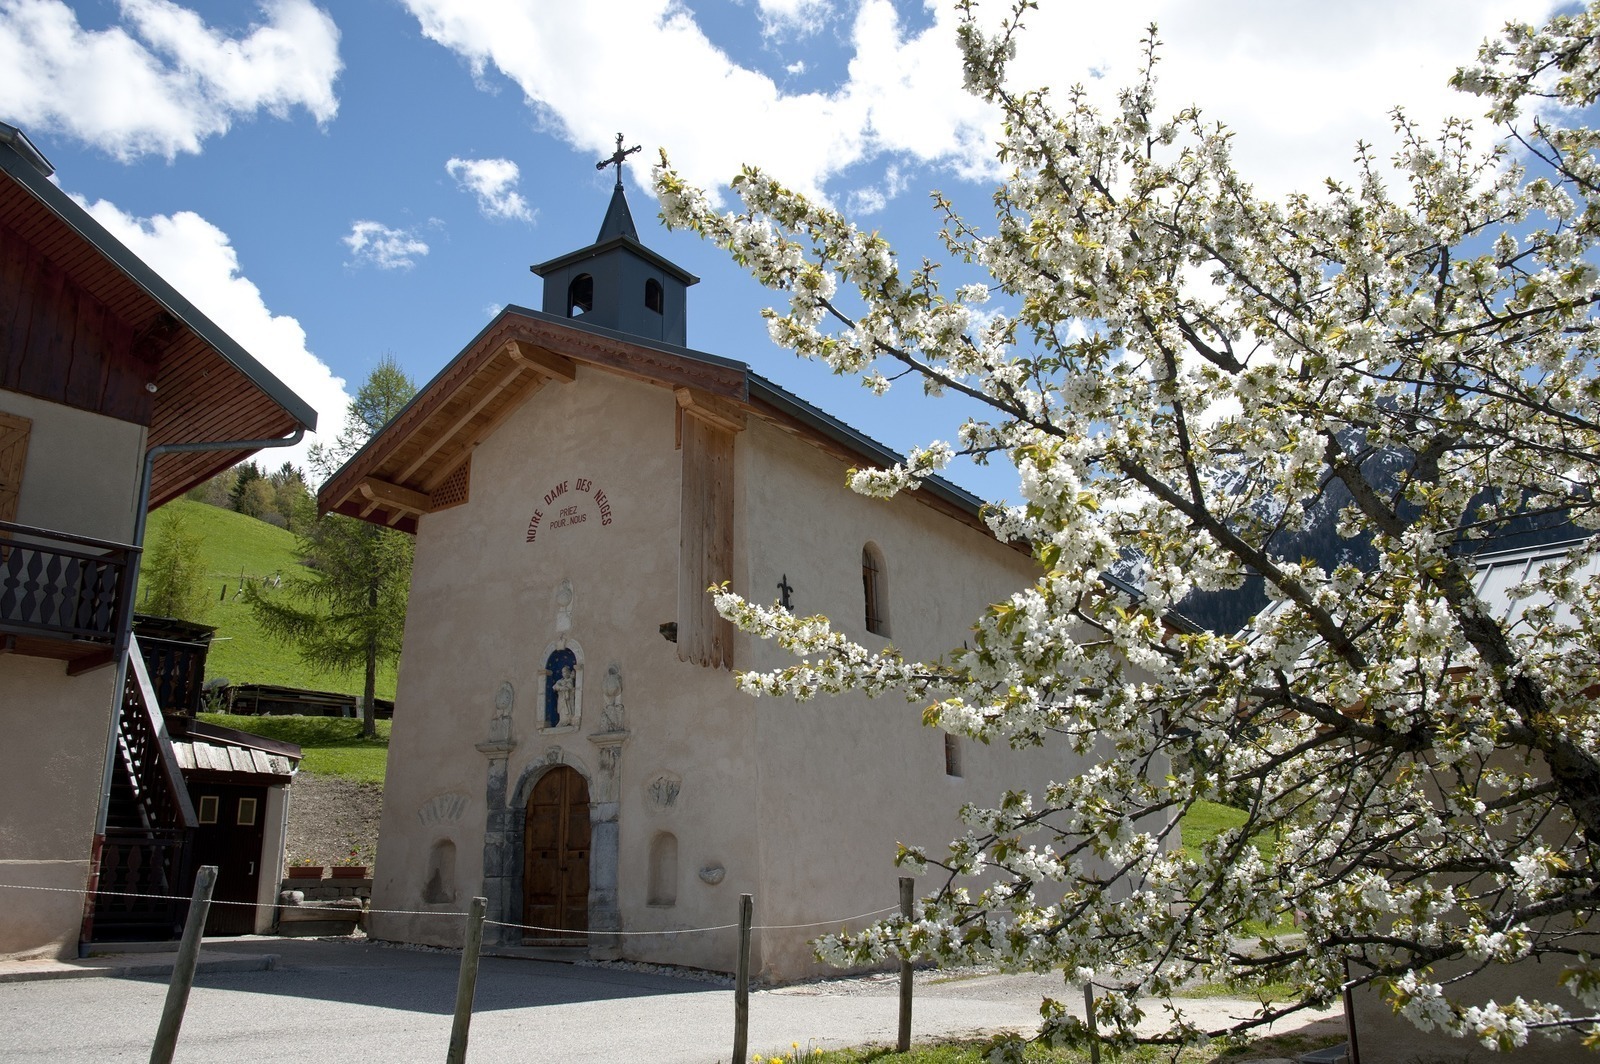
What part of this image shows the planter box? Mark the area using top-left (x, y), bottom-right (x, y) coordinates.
top-left (330, 865), bottom-right (368, 879)
top-left (287, 866), bottom-right (325, 880)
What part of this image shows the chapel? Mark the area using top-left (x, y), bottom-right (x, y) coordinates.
top-left (319, 146), bottom-right (1092, 978)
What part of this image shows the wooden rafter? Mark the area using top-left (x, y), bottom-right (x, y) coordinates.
top-left (675, 386), bottom-right (746, 434)
top-left (394, 360), bottom-right (530, 483)
top-left (358, 476), bottom-right (430, 515)
top-left (505, 340), bottom-right (577, 382)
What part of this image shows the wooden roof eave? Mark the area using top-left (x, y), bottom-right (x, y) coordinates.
top-left (318, 309), bottom-right (749, 528)
top-left (1, 127), bottom-right (317, 507)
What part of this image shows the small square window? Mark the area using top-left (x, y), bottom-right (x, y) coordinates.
top-left (197, 795), bottom-right (219, 824)
top-left (237, 797), bottom-right (258, 826)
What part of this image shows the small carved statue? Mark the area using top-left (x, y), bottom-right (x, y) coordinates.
top-left (552, 666), bottom-right (576, 727)
top-left (488, 682), bottom-right (514, 744)
top-left (601, 662), bottom-right (624, 732)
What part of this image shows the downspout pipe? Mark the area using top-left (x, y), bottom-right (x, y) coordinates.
top-left (80, 426), bottom-right (306, 954)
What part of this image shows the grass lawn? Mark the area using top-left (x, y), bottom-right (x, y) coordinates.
top-left (752, 1028), bottom-right (1341, 1063)
top-left (145, 500), bottom-right (398, 699)
top-left (200, 712), bottom-right (390, 784)
top-left (1180, 799), bottom-right (1277, 863)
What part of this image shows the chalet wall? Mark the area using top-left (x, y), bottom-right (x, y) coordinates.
top-left (1, 387), bottom-right (143, 542)
top-left (0, 655), bottom-right (115, 960)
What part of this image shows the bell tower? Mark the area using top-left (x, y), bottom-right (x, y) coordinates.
top-left (531, 134), bottom-right (698, 346)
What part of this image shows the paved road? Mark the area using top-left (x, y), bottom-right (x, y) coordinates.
top-left (0, 938), bottom-right (1343, 1063)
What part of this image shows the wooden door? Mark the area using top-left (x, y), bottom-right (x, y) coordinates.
top-left (188, 784), bottom-right (267, 936)
top-left (523, 766), bottom-right (590, 943)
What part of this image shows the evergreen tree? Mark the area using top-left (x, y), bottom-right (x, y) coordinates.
top-left (141, 508), bottom-right (210, 623)
top-left (249, 359), bottom-right (417, 737)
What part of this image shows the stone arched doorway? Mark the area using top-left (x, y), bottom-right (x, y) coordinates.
top-left (522, 765), bottom-right (590, 943)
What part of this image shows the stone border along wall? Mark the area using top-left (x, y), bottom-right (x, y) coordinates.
top-left (276, 878), bottom-right (371, 937)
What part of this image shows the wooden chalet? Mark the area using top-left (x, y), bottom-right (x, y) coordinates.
top-left (0, 121), bottom-right (317, 957)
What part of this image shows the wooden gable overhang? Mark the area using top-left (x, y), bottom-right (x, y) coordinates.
top-left (318, 308), bottom-right (747, 532)
top-left (0, 127), bottom-right (317, 509)
top-left (317, 306), bottom-right (1011, 545)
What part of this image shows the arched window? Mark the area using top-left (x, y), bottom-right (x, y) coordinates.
top-left (567, 274), bottom-right (594, 316)
top-left (644, 278), bottom-right (664, 314)
top-left (862, 542), bottom-right (889, 636)
top-left (648, 832), bottom-right (678, 906)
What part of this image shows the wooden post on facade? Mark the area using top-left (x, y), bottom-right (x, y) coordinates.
top-left (898, 877), bottom-right (914, 1052)
top-left (149, 864), bottom-right (216, 1064)
top-left (733, 893), bottom-right (753, 1064)
top-left (446, 896), bottom-right (487, 1064)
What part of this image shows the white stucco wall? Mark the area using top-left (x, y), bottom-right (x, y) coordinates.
top-left (2, 388), bottom-right (144, 542)
top-left (0, 390), bottom-right (146, 960)
top-left (0, 652), bottom-right (117, 959)
top-left (734, 417), bottom-right (1061, 977)
top-left (370, 368), bottom-right (763, 973)
top-left (370, 366), bottom-right (1110, 980)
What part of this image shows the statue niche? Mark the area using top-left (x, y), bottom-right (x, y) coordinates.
top-left (542, 646), bottom-right (580, 729)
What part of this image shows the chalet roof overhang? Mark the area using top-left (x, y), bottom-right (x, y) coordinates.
top-left (318, 306), bottom-right (1009, 543)
top-left (0, 123), bottom-right (317, 509)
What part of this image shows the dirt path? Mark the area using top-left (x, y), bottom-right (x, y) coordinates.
top-left (283, 773), bottom-right (382, 867)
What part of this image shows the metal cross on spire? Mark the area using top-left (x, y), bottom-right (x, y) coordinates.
top-left (596, 132), bottom-right (641, 189)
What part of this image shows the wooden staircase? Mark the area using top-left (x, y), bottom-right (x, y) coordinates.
top-left (89, 639), bottom-right (196, 942)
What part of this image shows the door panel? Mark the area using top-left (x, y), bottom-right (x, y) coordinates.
top-left (523, 766), bottom-right (590, 943)
top-left (188, 783), bottom-right (267, 936)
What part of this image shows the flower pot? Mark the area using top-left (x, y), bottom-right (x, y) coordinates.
top-left (288, 866), bottom-right (325, 880)
top-left (330, 865), bottom-right (368, 879)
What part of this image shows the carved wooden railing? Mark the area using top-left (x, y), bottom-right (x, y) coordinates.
top-left (91, 640), bottom-right (196, 941)
top-left (0, 520), bottom-right (136, 644)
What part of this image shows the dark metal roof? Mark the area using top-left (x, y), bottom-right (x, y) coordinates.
top-left (596, 183), bottom-right (639, 242)
top-left (530, 233), bottom-right (700, 286)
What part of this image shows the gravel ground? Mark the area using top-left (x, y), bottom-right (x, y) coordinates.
top-left (282, 772), bottom-right (383, 866)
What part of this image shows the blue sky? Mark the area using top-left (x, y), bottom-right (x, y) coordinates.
top-left (0, 0), bottom-right (1561, 500)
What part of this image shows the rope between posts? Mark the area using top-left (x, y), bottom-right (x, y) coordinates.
top-left (486, 905), bottom-right (898, 938)
top-left (0, 883), bottom-right (900, 933)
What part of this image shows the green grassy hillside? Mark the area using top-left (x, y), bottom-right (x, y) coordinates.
top-left (198, 713), bottom-right (390, 783)
top-left (142, 499), bottom-right (398, 699)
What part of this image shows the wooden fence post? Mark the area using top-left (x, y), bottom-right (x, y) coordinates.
top-left (149, 864), bottom-right (216, 1064)
top-left (733, 893), bottom-right (753, 1064)
top-left (446, 896), bottom-right (487, 1064)
top-left (898, 877), bottom-right (914, 1052)
top-left (1084, 982), bottom-right (1100, 1064)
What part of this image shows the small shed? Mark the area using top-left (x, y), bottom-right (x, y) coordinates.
top-left (168, 717), bottom-right (300, 935)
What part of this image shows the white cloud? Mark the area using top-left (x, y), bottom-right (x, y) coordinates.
top-left (77, 195), bottom-right (351, 469)
top-left (343, 221), bottom-right (430, 270)
top-left (398, 0), bottom-right (1558, 211)
top-left (446, 156), bottom-right (535, 222)
top-left (757, 0), bottom-right (830, 39)
top-left (846, 162), bottom-right (909, 215)
top-left (785, 59), bottom-right (806, 76)
top-left (0, 0), bottom-right (342, 161)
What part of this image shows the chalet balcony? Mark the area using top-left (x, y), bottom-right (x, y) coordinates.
top-left (0, 520), bottom-right (137, 673)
